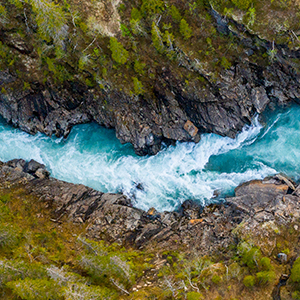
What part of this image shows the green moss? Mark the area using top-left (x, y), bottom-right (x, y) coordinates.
top-left (187, 291), bottom-right (204, 300)
top-left (243, 275), bottom-right (255, 287)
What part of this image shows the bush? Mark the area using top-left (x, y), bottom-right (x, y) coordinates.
top-left (187, 291), bottom-right (203, 300)
top-left (62, 282), bottom-right (117, 300)
top-left (0, 225), bottom-right (18, 249)
top-left (221, 57), bottom-right (232, 69)
top-left (131, 7), bottom-right (142, 21)
top-left (141, 0), bottom-right (164, 16)
top-left (238, 242), bottom-right (261, 269)
top-left (291, 257), bottom-right (300, 283)
top-left (169, 5), bottom-right (181, 23)
top-left (256, 271), bottom-right (276, 285)
top-left (243, 275), bottom-right (255, 287)
top-left (30, 0), bottom-right (68, 47)
top-left (231, 0), bottom-right (253, 10)
top-left (151, 22), bottom-right (164, 53)
top-left (134, 60), bottom-right (146, 75)
top-left (292, 291), bottom-right (300, 300)
top-left (260, 257), bottom-right (272, 271)
top-left (132, 77), bottom-right (144, 95)
top-left (211, 274), bottom-right (222, 284)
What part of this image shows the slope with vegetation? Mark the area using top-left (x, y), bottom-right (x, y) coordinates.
top-left (0, 0), bottom-right (300, 154)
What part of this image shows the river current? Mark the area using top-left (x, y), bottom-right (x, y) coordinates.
top-left (0, 105), bottom-right (299, 211)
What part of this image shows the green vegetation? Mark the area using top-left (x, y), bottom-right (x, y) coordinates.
top-left (291, 257), bottom-right (300, 283)
top-left (243, 275), bottom-right (255, 287)
top-left (109, 37), bottom-right (129, 65)
top-left (0, 188), bottom-right (151, 299)
top-left (231, 0), bottom-right (253, 10)
top-left (179, 19), bottom-right (193, 40)
top-left (1, 0), bottom-right (298, 101)
top-left (1, 175), bottom-right (300, 299)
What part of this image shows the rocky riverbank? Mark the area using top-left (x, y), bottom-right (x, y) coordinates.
top-left (1, 158), bottom-right (299, 252)
top-left (1, 0), bottom-right (300, 155)
top-left (1, 159), bottom-right (300, 299)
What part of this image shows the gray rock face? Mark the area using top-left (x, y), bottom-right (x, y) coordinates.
top-left (1, 18), bottom-right (300, 156)
top-left (1, 56), bottom-right (298, 155)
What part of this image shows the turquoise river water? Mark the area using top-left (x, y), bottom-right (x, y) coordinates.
top-left (0, 105), bottom-right (299, 211)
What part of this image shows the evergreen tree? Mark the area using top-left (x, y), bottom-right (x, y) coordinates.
top-left (180, 19), bottom-right (192, 40)
top-left (109, 37), bottom-right (129, 64)
top-left (151, 22), bottom-right (164, 53)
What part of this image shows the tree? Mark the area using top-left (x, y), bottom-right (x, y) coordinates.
top-left (109, 37), bottom-right (129, 64)
top-left (180, 19), bottom-right (192, 40)
top-left (151, 22), bottom-right (164, 53)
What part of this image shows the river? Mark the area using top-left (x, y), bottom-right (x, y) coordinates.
top-left (0, 105), bottom-right (298, 211)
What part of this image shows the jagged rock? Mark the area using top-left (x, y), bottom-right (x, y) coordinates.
top-left (1, 159), bottom-right (300, 254)
top-left (6, 159), bottom-right (26, 171)
top-left (26, 159), bottom-right (46, 173)
top-left (35, 168), bottom-right (50, 179)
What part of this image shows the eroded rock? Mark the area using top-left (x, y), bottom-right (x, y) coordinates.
top-left (0, 159), bottom-right (300, 255)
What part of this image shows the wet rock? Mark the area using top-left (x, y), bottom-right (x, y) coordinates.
top-left (6, 159), bottom-right (26, 171)
top-left (35, 168), bottom-right (50, 179)
top-left (26, 159), bottom-right (46, 174)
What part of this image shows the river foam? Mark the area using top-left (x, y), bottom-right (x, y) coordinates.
top-left (0, 106), bottom-right (299, 211)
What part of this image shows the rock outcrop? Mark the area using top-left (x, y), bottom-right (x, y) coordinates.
top-left (1, 159), bottom-right (299, 256)
top-left (1, 1), bottom-right (300, 155)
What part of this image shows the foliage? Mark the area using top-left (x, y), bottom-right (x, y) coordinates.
top-left (131, 7), bottom-right (142, 21)
top-left (231, 0), bottom-right (253, 10)
top-left (187, 291), bottom-right (204, 299)
top-left (134, 60), bottom-right (146, 75)
top-left (132, 77), bottom-right (144, 95)
top-left (30, 0), bottom-right (67, 47)
top-left (180, 19), bottom-right (192, 40)
top-left (109, 37), bottom-right (129, 65)
top-left (169, 5), bottom-right (181, 23)
top-left (141, 0), bottom-right (164, 16)
top-left (246, 7), bottom-right (256, 27)
top-left (238, 242), bottom-right (261, 269)
top-left (243, 275), bottom-right (255, 287)
top-left (221, 56), bottom-right (232, 69)
top-left (6, 278), bottom-right (61, 300)
top-left (151, 22), bottom-right (164, 53)
top-left (290, 257), bottom-right (300, 282)
top-left (260, 257), bottom-right (272, 271)
top-left (292, 291), bottom-right (300, 300)
top-left (256, 271), bottom-right (276, 285)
